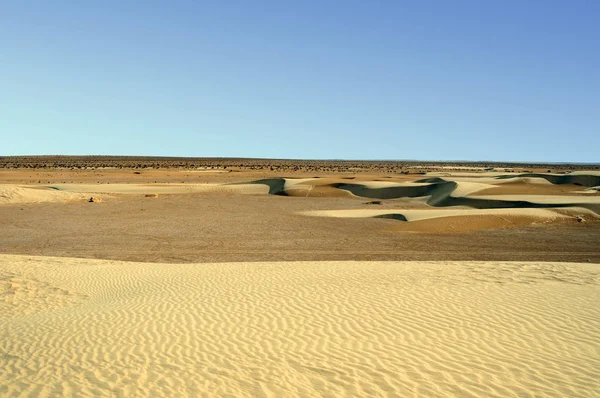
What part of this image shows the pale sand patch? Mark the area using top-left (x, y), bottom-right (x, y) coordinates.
top-left (1, 255), bottom-right (599, 397)
top-left (577, 187), bottom-right (600, 194)
top-left (0, 185), bottom-right (87, 204)
top-left (450, 181), bottom-right (497, 196)
top-left (437, 176), bottom-right (555, 185)
top-left (425, 171), bottom-right (511, 178)
top-left (570, 171), bottom-right (600, 176)
top-left (41, 183), bottom-right (269, 195)
top-left (301, 207), bottom-right (596, 223)
top-left (470, 194), bottom-right (600, 204)
top-left (281, 178), bottom-right (319, 190)
top-left (0, 184), bottom-right (269, 204)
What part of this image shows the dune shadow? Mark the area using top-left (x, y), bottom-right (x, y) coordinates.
top-left (373, 213), bottom-right (408, 222)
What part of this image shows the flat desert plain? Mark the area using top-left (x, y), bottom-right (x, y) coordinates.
top-left (1, 157), bottom-right (600, 397)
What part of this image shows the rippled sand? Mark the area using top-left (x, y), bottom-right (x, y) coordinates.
top-left (1, 255), bottom-right (599, 397)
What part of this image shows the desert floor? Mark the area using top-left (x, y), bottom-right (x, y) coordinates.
top-left (1, 162), bottom-right (600, 396)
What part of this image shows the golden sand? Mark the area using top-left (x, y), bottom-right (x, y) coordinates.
top-left (1, 255), bottom-right (599, 397)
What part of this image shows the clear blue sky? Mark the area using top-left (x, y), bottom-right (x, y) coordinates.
top-left (2, 1), bottom-right (598, 162)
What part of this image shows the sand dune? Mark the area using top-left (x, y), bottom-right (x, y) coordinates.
top-left (2, 173), bottom-right (599, 233)
top-left (470, 194), bottom-right (600, 205)
top-left (325, 179), bottom-right (600, 214)
top-left (1, 255), bottom-right (599, 397)
top-left (495, 173), bottom-right (600, 187)
top-left (0, 185), bottom-right (87, 204)
top-left (43, 183), bottom-right (270, 195)
top-left (301, 207), bottom-right (598, 224)
top-left (422, 172), bottom-right (600, 188)
top-left (0, 183), bottom-right (270, 204)
top-left (3, 172), bottom-right (599, 204)
top-left (242, 176), bottom-right (600, 212)
top-left (240, 178), bottom-right (463, 203)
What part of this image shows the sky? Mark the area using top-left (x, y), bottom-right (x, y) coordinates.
top-left (1, 1), bottom-right (598, 162)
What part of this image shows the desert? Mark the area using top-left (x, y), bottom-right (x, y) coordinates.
top-left (4, 1), bottom-right (599, 395)
top-left (1, 156), bottom-right (600, 396)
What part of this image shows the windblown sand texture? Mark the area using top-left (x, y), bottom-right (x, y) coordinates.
top-left (1, 255), bottom-right (599, 397)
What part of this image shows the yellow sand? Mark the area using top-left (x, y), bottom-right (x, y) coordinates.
top-left (0, 185), bottom-right (87, 204)
top-left (470, 194), bottom-right (600, 204)
top-left (33, 183), bottom-right (270, 195)
top-left (0, 183), bottom-right (269, 204)
top-left (1, 255), bottom-right (599, 397)
top-left (301, 207), bottom-right (598, 223)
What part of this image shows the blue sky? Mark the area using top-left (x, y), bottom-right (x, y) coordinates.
top-left (1, 1), bottom-right (598, 162)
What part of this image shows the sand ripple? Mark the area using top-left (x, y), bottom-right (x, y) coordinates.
top-left (1, 255), bottom-right (599, 397)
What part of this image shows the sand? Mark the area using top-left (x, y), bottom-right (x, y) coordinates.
top-left (470, 194), bottom-right (600, 205)
top-left (2, 170), bottom-right (600, 263)
top-left (301, 207), bottom-right (598, 223)
top-left (2, 163), bottom-right (600, 396)
top-left (2, 192), bottom-right (600, 263)
top-left (0, 183), bottom-right (270, 204)
top-left (1, 255), bottom-right (599, 397)
top-left (0, 185), bottom-right (87, 204)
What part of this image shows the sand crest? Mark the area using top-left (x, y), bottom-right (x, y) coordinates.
top-left (1, 255), bottom-right (599, 397)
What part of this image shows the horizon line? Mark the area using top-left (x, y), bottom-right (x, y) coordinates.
top-left (1, 154), bottom-right (599, 166)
